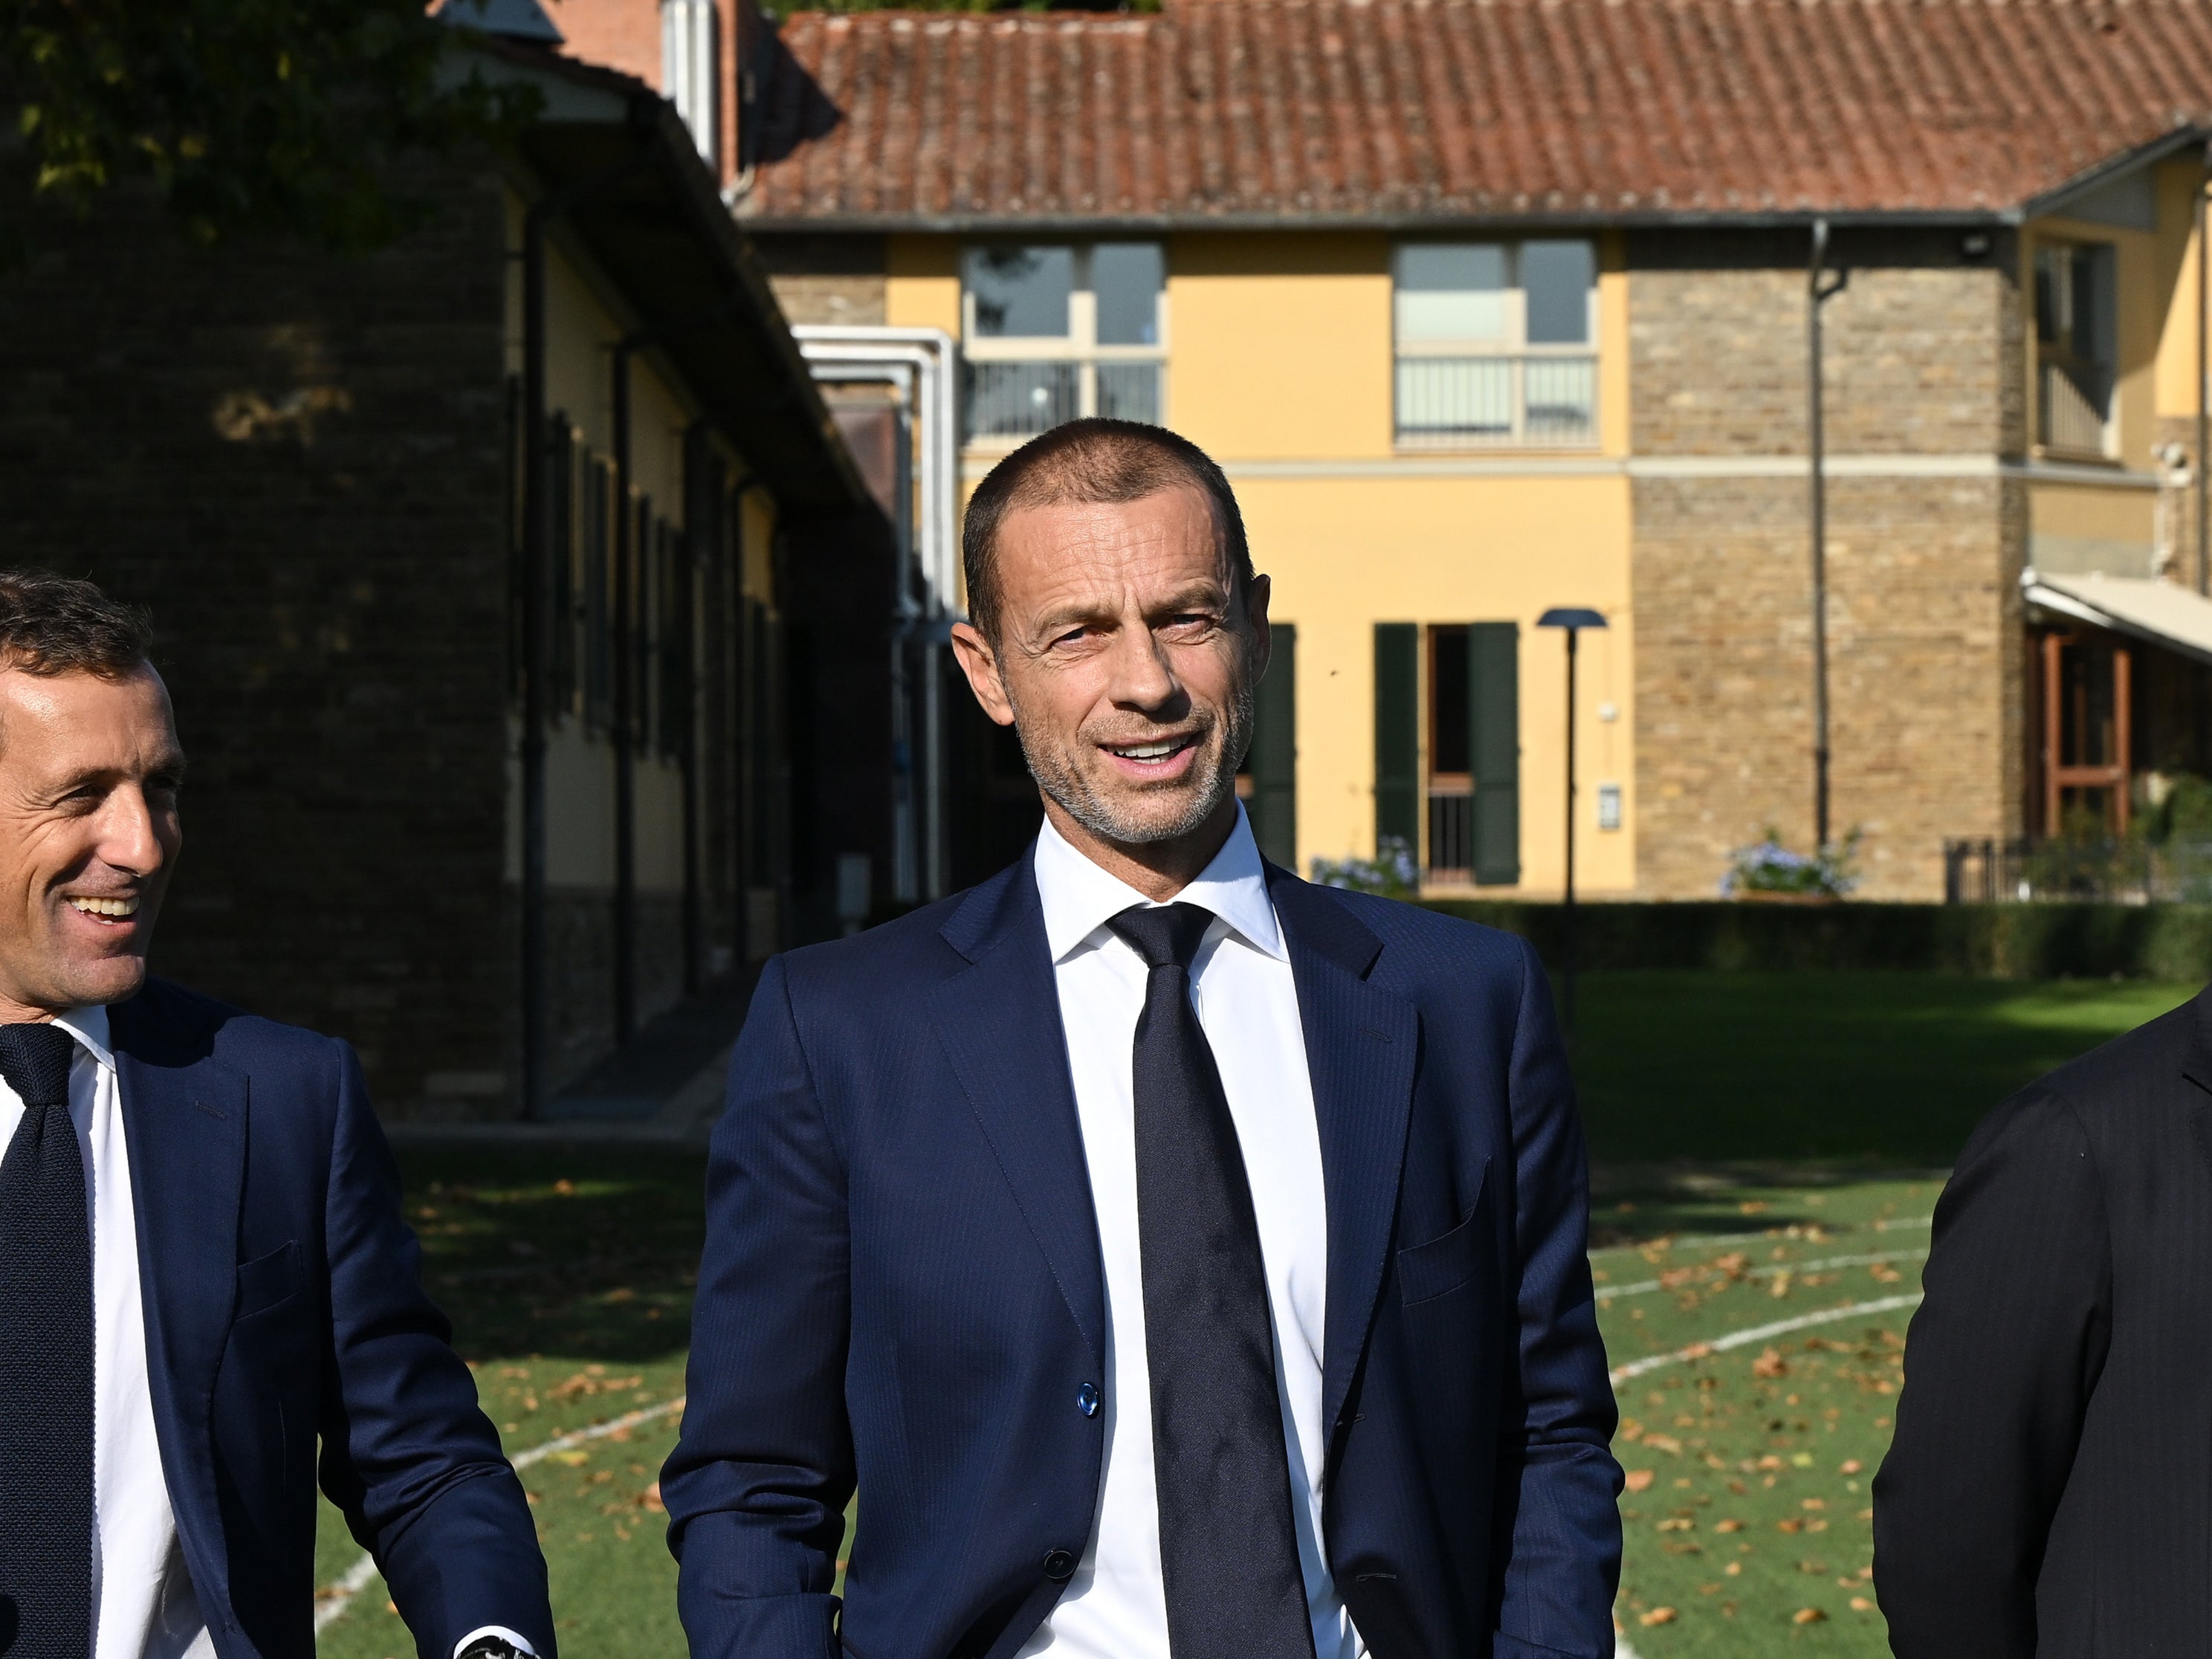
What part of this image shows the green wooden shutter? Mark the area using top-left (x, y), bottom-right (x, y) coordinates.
top-left (1374, 624), bottom-right (1420, 857)
top-left (1469, 621), bottom-right (1520, 885)
top-left (1247, 624), bottom-right (1297, 869)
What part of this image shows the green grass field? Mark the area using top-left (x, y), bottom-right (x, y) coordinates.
top-left (311, 971), bottom-right (2200, 1656)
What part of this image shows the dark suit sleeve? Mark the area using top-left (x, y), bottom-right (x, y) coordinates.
top-left (661, 957), bottom-right (854, 1659)
top-left (314, 1041), bottom-right (555, 1659)
top-left (1874, 1085), bottom-right (2112, 1658)
top-left (1492, 937), bottom-right (1623, 1658)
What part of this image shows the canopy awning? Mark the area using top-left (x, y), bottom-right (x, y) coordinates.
top-left (2022, 569), bottom-right (2212, 669)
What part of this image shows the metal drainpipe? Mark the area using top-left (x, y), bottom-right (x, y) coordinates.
top-left (2198, 157), bottom-right (2211, 595)
top-left (611, 340), bottom-right (639, 1045)
top-left (679, 421), bottom-right (709, 1000)
top-left (1808, 217), bottom-right (1834, 852)
top-left (519, 152), bottom-right (646, 1119)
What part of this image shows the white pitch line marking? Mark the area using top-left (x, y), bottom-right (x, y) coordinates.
top-left (1597, 1247), bottom-right (1928, 1301)
top-left (1610, 1293), bottom-right (1924, 1385)
top-left (313, 1394), bottom-right (688, 1635)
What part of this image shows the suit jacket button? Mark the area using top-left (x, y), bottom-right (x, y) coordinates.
top-left (1077, 1382), bottom-right (1099, 1417)
top-left (1043, 1549), bottom-right (1077, 1581)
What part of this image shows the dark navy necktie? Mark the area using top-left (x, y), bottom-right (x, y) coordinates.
top-left (0, 1021), bottom-right (92, 1659)
top-left (1107, 903), bottom-right (1316, 1659)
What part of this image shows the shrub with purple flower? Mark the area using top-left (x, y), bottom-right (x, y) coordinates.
top-left (1311, 835), bottom-right (1420, 899)
top-left (1721, 826), bottom-right (1863, 898)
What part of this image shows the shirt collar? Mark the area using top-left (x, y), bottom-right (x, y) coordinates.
top-left (53, 1004), bottom-right (113, 1073)
top-left (1032, 802), bottom-right (1285, 965)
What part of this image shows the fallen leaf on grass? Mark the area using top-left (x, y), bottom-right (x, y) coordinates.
top-left (1794, 1608), bottom-right (1828, 1625)
top-left (552, 1450), bottom-right (589, 1467)
top-left (1753, 1347), bottom-right (1789, 1379)
top-left (1777, 1519), bottom-right (1803, 1533)
top-left (1639, 1608), bottom-right (1678, 1627)
top-left (1655, 1519), bottom-right (1695, 1532)
top-left (1840, 1459), bottom-right (1863, 1474)
top-left (1850, 1597), bottom-right (1875, 1612)
top-left (1715, 1519), bottom-right (1745, 1533)
top-left (1769, 1272), bottom-right (1793, 1299)
top-left (1624, 1469), bottom-right (1655, 1493)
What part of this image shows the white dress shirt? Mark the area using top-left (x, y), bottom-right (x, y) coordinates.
top-left (0, 1009), bottom-right (534, 1659)
top-left (0, 1008), bottom-right (214, 1659)
top-left (1017, 806), bottom-right (1365, 1659)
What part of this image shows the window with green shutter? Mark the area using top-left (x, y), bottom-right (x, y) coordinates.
top-left (1469, 621), bottom-right (1521, 885)
top-left (1243, 624), bottom-right (1298, 869)
top-left (1374, 624), bottom-right (1420, 858)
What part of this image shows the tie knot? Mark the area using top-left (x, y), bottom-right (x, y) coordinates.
top-left (1107, 902), bottom-right (1215, 974)
top-left (0, 1023), bottom-right (77, 1110)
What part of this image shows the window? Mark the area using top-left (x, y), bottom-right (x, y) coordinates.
top-left (1393, 241), bottom-right (1597, 449)
top-left (1374, 623), bottom-right (1520, 888)
top-left (2035, 242), bottom-right (2118, 456)
top-left (961, 244), bottom-right (1166, 442)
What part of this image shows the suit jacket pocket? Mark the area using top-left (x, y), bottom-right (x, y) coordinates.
top-left (234, 1240), bottom-right (306, 1321)
top-left (1398, 1166), bottom-right (1492, 1307)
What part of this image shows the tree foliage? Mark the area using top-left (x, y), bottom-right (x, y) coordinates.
top-left (1, 0), bottom-right (539, 251)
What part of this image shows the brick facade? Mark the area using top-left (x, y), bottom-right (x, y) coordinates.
top-left (0, 166), bottom-right (519, 1113)
top-left (1629, 229), bottom-right (2027, 899)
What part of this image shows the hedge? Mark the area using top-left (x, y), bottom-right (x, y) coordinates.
top-left (1417, 899), bottom-right (2212, 982)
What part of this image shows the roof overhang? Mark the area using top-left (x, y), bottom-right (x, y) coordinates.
top-left (2024, 569), bottom-right (2212, 668)
top-left (453, 39), bottom-right (880, 517)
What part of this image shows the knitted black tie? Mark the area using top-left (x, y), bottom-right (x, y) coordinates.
top-left (1107, 903), bottom-right (1316, 1659)
top-left (0, 1022), bottom-right (91, 1659)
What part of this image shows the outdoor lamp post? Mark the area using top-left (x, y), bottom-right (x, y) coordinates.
top-left (1538, 607), bottom-right (1608, 1039)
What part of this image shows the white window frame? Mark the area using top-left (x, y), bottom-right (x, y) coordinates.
top-left (1391, 240), bottom-right (1600, 451)
top-left (960, 245), bottom-right (1169, 446)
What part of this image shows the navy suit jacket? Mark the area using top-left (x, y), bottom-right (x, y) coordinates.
top-left (664, 856), bottom-right (1621, 1659)
top-left (107, 978), bottom-right (552, 1659)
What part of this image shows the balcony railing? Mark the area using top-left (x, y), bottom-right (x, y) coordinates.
top-left (964, 360), bottom-right (1162, 442)
top-left (1396, 354), bottom-right (1597, 449)
top-left (1427, 777), bottom-right (1474, 882)
top-left (2038, 358), bottom-right (2112, 456)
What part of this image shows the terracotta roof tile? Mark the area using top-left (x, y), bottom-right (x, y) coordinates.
top-left (740, 0), bottom-right (2212, 225)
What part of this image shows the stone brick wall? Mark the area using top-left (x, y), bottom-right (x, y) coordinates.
top-left (754, 233), bottom-right (888, 326)
top-left (1629, 228), bottom-right (2027, 900)
top-left (0, 166), bottom-right (519, 1117)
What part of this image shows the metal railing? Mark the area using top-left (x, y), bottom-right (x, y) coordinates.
top-left (1395, 354), bottom-right (1597, 448)
top-left (1942, 836), bottom-right (2212, 904)
top-left (1427, 780), bottom-right (1473, 882)
top-left (963, 360), bottom-right (1162, 442)
top-left (2038, 359), bottom-right (2112, 456)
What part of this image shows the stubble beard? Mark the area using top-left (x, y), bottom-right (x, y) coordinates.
top-left (1009, 666), bottom-right (1258, 849)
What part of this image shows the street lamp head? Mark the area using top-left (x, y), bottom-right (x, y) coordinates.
top-left (1538, 607), bottom-right (1608, 631)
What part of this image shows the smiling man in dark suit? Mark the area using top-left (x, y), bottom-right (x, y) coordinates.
top-left (664, 418), bottom-right (1622, 1659)
top-left (0, 571), bottom-right (550, 1659)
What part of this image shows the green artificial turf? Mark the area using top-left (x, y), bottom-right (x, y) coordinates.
top-left (1570, 971), bottom-right (2195, 1165)
top-left (313, 971), bottom-right (2196, 1655)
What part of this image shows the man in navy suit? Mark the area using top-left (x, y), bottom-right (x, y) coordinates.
top-left (664, 420), bottom-right (1620, 1659)
top-left (0, 571), bottom-right (550, 1659)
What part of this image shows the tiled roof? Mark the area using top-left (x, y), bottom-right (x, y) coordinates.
top-left (740, 0), bottom-right (2212, 226)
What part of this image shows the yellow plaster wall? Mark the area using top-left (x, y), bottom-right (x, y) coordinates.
top-left (1165, 234), bottom-right (1394, 460)
top-left (1243, 475), bottom-right (1634, 895)
top-left (887, 236), bottom-right (960, 335)
top-left (2031, 481), bottom-right (2156, 542)
top-left (2153, 158), bottom-right (2211, 420)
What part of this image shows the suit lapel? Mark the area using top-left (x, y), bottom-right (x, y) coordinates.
top-left (1268, 867), bottom-right (1420, 1443)
top-left (928, 858), bottom-right (1107, 1368)
top-left (109, 994), bottom-right (248, 1580)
